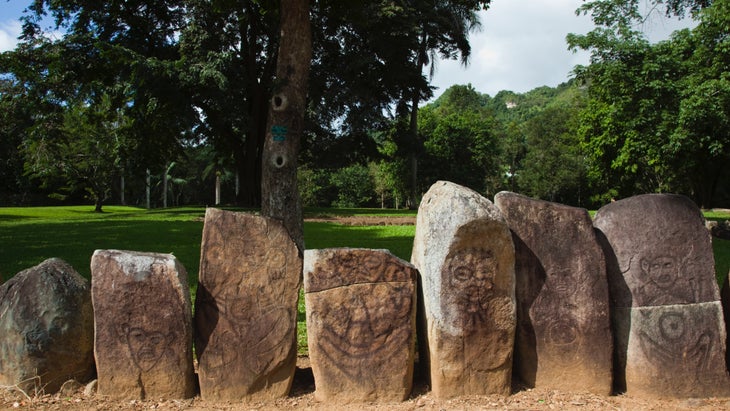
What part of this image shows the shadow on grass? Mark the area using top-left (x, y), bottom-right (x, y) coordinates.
top-left (0, 219), bottom-right (203, 284)
top-left (304, 221), bottom-right (415, 261)
top-left (0, 215), bottom-right (36, 222)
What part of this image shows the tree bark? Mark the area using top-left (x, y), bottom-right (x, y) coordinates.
top-left (408, 30), bottom-right (429, 209)
top-left (162, 163), bottom-right (168, 208)
top-left (146, 168), bottom-right (151, 209)
top-left (261, 0), bottom-right (311, 252)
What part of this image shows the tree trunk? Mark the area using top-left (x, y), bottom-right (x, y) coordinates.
top-left (215, 172), bottom-right (221, 205)
top-left (146, 168), bottom-right (151, 209)
top-left (120, 175), bottom-right (126, 205)
top-left (162, 163), bottom-right (168, 208)
top-left (261, 0), bottom-right (312, 252)
top-left (408, 30), bottom-right (429, 208)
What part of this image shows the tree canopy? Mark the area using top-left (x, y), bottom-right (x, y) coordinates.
top-left (2, 0), bottom-right (730, 210)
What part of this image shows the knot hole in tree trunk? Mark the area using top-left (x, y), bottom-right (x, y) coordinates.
top-left (272, 94), bottom-right (288, 111)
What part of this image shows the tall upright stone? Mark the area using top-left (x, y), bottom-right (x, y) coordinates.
top-left (304, 248), bottom-right (417, 402)
top-left (412, 181), bottom-right (516, 398)
top-left (0, 259), bottom-right (94, 393)
top-left (594, 194), bottom-right (730, 398)
top-left (495, 192), bottom-right (612, 395)
top-left (194, 208), bottom-right (302, 401)
top-left (91, 250), bottom-right (195, 400)
top-left (722, 275), bottom-right (730, 371)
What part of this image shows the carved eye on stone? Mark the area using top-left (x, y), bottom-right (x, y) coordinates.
top-left (453, 265), bottom-right (472, 282)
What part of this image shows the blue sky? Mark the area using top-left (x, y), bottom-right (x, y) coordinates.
top-left (0, 0), bottom-right (695, 97)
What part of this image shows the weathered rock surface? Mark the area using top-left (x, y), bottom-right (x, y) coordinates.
top-left (0, 258), bottom-right (94, 393)
top-left (722, 275), bottom-right (730, 370)
top-left (594, 193), bottom-right (730, 398)
top-left (412, 181), bottom-right (516, 398)
top-left (91, 250), bottom-right (195, 400)
top-left (194, 208), bottom-right (302, 401)
top-left (303, 248), bottom-right (417, 402)
top-left (495, 192), bottom-right (612, 395)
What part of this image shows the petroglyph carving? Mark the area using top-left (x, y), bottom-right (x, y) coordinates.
top-left (195, 209), bottom-right (301, 400)
top-left (91, 250), bottom-right (195, 400)
top-left (304, 248), bottom-right (417, 402)
top-left (119, 324), bottom-right (173, 372)
top-left (316, 283), bottom-right (412, 380)
top-left (442, 247), bottom-right (498, 332)
top-left (634, 254), bottom-right (696, 306)
top-left (638, 310), bottom-right (713, 381)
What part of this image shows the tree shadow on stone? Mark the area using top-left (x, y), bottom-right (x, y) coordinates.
top-left (192, 283), bottom-right (219, 395)
top-left (511, 232), bottom-right (545, 393)
top-left (594, 227), bottom-right (630, 395)
top-left (721, 276), bottom-right (730, 373)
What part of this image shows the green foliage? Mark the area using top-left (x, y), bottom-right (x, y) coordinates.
top-left (329, 164), bottom-right (374, 208)
top-left (22, 93), bottom-right (131, 211)
top-left (518, 99), bottom-right (587, 205)
top-left (569, 0), bottom-right (730, 207)
top-left (418, 84), bottom-right (500, 195)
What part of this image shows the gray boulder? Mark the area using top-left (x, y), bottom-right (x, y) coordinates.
top-left (594, 193), bottom-right (730, 398)
top-left (495, 191), bottom-right (613, 395)
top-left (412, 181), bottom-right (516, 398)
top-left (0, 258), bottom-right (94, 394)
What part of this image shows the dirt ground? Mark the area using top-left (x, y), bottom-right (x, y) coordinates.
top-left (3, 357), bottom-right (730, 410)
top-left (303, 215), bottom-right (416, 226)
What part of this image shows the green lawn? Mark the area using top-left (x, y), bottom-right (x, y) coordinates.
top-left (2, 204), bottom-right (730, 284)
top-left (0, 205), bottom-right (417, 356)
top-left (2, 205), bottom-right (730, 355)
top-left (0, 206), bottom-right (418, 283)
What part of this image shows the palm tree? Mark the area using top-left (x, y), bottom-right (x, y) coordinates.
top-left (405, 1), bottom-right (485, 206)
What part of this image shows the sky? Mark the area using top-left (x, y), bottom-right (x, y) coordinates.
top-left (0, 0), bottom-right (696, 97)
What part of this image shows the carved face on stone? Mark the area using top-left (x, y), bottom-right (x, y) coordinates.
top-left (640, 255), bottom-right (679, 289)
top-left (122, 324), bottom-right (172, 372)
top-left (546, 268), bottom-right (578, 296)
top-left (443, 248), bottom-right (497, 330)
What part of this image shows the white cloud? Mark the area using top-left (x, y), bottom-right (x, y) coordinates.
top-left (0, 20), bottom-right (21, 52)
top-left (429, 0), bottom-right (695, 98)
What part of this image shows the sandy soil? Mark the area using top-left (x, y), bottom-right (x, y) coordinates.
top-left (3, 357), bottom-right (730, 410)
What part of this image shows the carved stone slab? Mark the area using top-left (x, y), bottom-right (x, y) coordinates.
top-left (303, 248), bottom-right (417, 402)
top-left (0, 258), bottom-right (94, 393)
top-left (495, 191), bottom-right (612, 395)
top-left (594, 194), bottom-right (730, 397)
top-left (91, 250), bottom-right (195, 400)
top-left (722, 275), bottom-right (730, 370)
top-left (412, 181), bottom-right (515, 398)
top-left (194, 208), bottom-right (302, 401)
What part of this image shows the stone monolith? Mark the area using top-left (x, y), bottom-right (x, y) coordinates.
top-left (194, 208), bottom-right (302, 401)
top-left (412, 181), bottom-right (516, 398)
top-left (594, 193), bottom-right (730, 398)
top-left (304, 248), bottom-right (417, 402)
top-left (91, 250), bottom-right (195, 400)
top-left (495, 191), bottom-right (612, 395)
top-left (0, 258), bottom-right (94, 393)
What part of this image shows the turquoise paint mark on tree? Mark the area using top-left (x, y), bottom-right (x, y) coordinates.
top-left (272, 125), bottom-right (288, 142)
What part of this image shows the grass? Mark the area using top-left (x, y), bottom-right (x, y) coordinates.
top-left (2, 205), bottom-right (730, 354)
top-left (0, 205), bottom-right (417, 356)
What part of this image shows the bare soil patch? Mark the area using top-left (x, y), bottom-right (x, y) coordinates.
top-left (304, 215), bottom-right (415, 226)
